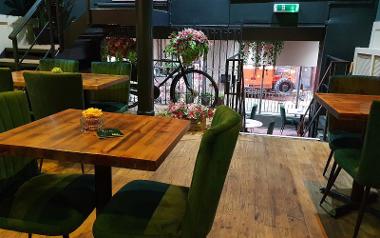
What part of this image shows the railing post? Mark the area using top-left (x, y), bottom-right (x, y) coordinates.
top-left (46, 0), bottom-right (56, 57)
top-left (12, 40), bottom-right (19, 70)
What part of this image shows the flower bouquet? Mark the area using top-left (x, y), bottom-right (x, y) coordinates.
top-left (164, 28), bottom-right (209, 66)
top-left (164, 102), bottom-right (214, 131)
top-left (81, 108), bottom-right (104, 132)
top-left (102, 36), bottom-right (137, 63)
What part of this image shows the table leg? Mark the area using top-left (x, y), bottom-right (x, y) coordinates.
top-left (84, 90), bottom-right (91, 108)
top-left (95, 165), bottom-right (112, 214)
top-left (320, 181), bottom-right (378, 218)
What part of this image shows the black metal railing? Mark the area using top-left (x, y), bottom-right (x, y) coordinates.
top-left (8, 0), bottom-right (56, 69)
top-left (298, 55), bottom-right (351, 138)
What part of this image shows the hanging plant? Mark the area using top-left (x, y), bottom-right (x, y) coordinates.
top-left (164, 28), bottom-right (209, 66)
top-left (241, 41), bottom-right (284, 67)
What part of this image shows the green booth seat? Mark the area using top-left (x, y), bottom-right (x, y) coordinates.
top-left (89, 62), bottom-right (132, 113)
top-left (0, 68), bottom-right (13, 92)
top-left (39, 59), bottom-right (80, 72)
top-left (93, 105), bottom-right (241, 238)
top-left (323, 75), bottom-right (380, 177)
top-left (0, 91), bottom-right (95, 238)
top-left (23, 72), bottom-right (85, 173)
top-left (320, 100), bottom-right (380, 238)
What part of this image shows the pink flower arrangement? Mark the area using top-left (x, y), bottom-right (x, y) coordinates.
top-left (166, 102), bottom-right (214, 121)
top-left (103, 36), bottom-right (137, 63)
top-left (165, 28), bottom-right (209, 65)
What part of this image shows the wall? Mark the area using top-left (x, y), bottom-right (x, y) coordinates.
top-left (0, 15), bottom-right (29, 54)
top-left (377, 3), bottom-right (380, 21)
top-left (277, 41), bottom-right (319, 67)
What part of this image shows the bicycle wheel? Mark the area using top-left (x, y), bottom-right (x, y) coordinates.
top-left (170, 69), bottom-right (219, 107)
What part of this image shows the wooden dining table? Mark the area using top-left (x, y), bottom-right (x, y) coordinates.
top-left (315, 92), bottom-right (380, 217)
top-left (12, 70), bottom-right (129, 91)
top-left (0, 109), bottom-right (190, 212)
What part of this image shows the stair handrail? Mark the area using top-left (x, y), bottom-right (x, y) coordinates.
top-left (8, 0), bottom-right (55, 69)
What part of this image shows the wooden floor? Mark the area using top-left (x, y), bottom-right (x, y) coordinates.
top-left (1, 134), bottom-right (380, 238)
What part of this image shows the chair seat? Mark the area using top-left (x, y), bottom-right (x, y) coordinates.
top-left (0, 174), bottom-right (95, 236)
top-left (334, 149), bottom-right (361, 178)
top-left (328, 131), bottom-right (363, 150)
top-left (89, 101), bottom-right (128, 113)
top-left (93, 180), bottom-right (189, 238)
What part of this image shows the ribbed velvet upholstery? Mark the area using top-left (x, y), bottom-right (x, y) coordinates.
top-left (93, 106), bottom-right (241, 238)
top-left (0, 91), bottom-right (37, 197)
top-left (24, 72), bottom-right (84, 120)
top-left (0, 91), bottom-right (96, 237)
top-left (0, 68), bottom-right (13, 92)
top-left (89, 62), bottom-right (131, 112)
top-left (39, 59), bottom-right (79, 72)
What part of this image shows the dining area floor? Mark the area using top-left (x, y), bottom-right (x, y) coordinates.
top-left (1, 133), bottom-right (378, 238)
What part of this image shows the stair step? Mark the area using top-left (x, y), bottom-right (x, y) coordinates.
top-left (0, 58), bottom-right (40, 66)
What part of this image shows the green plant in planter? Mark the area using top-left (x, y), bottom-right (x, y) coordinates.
top-left (200, 92), bottom-right (212, 106)
top-left (164, 28), bottom-right (209, 66)
top-left (241, 41), bottom-right (284, 67)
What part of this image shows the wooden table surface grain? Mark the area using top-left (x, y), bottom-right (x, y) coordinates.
top-left (314, 93), bottom-right (380, 119)
top-left (0, 109), bottom-right (190, 171)
top-left (12, 70), bottom-right (129, 91)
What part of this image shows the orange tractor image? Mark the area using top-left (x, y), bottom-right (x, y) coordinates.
top-left (243, 67), bottom-right (296, 94)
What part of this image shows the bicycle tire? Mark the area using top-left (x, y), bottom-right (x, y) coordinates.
top-left (170, 69), bottom-right (219, 107)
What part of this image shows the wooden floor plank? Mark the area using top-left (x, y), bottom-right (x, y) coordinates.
top-left (2, 134), bottom-right (380, 238)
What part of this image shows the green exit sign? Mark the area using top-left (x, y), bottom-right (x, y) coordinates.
top-left (273, 3), bottom-right (300, 13)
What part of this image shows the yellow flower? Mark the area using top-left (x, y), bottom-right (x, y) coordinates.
top-left (82, 108), bottom-right (103, 118)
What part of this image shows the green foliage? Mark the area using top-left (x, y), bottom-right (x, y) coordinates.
top-left (241, 41), bottom-right (284, 67)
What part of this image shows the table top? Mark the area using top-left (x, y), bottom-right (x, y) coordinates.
top-left (314, 93), bottom-right (380, 119)
top-left (0, 109), bottom-right (190, 171)
top-left (246, 119), bottom-right (263, 128)
top-left (12, 70), bottom-right (129, 91)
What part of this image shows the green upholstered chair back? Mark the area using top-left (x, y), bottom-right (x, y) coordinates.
top-left (328, 76), bottom-right (380, 134)
top-left (0, 68), bottom-right (13, 92)
top-left (39, 59), bottom-right (79, 72)
top-left (24, 72), bottom-right (84, 120)
top-left (267, 121), bottom-right (275, 135)
top-left (280, 104), bottom-right (286, 124)
top-left (0, 91), bottom-right (39, 196)
top-left (250, 104), bottom-right (258, 119)
top-left (181, 106), bottom-right (241, 238)
top-left (357, 101), bottom-right (380, 187)
top-left (90, 62), bottom-right (131, 103)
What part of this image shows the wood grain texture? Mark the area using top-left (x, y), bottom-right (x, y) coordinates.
top-left (315, 93), bottom-right (380, 119)
top-left (12, 70), bottom-right (129, 90)
top-left (1, 134), bottom-right (380, 237)
top-left (0, 109), bottom-right (190, 171)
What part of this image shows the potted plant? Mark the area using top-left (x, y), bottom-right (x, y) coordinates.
top-left (164, 28), bottom-right (209, 66)
top-left (163, 101), bottom-right (214, 131)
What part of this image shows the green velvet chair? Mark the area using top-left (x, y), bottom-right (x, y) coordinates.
top-left (39, 59), bottom-right (79, 72)
top-left (322, 75), bottom-right (380, 176)
top-left (24, 72), bottom-right (85, 173)
top-left (0, 67), bottom-right (13, 92)
top-left (89, 62), bottom-right (131, 113)
top-left (267, 121), bottom-right (275, 135)
top-left (248, 103), bottom-right (258, 120)
top-left (280, 104), bottom-right (298, 134)
top-left (93, 105), bottom-right (241, 238)
top-left (320, 100), bottom-right (380, 238)
top-left (0, 91), bottom-right (95, 238)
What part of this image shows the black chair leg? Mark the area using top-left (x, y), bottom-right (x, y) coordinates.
top-left (39, 159), bottom-right (44, 172)
top-left (63, 234), bottom-right (69, 238)
top-left (320, 161), bottom-right (341, 205)
top-left (81, 163), bottom-right (85, 174)
top-left (323, 150), bottom-right (334, 177)
top-left (353, 186), bottom-right (371, 238)
top-left (280, 125), bottom-right (285, 134)
top-left (28, 233), bottom-right (32, 238)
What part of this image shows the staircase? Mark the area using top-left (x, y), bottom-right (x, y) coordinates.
top-left (0, 45), bottom-right (57, 69)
